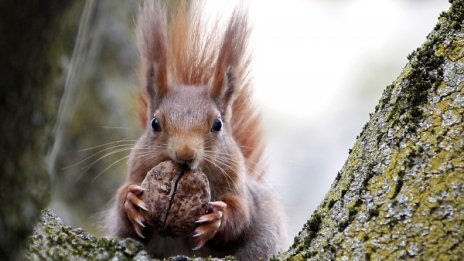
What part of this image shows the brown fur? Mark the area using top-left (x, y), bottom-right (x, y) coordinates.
top-left (136, 1), bottom-right (264, 179)
top-left (106, 1), bottom-right (286, 260)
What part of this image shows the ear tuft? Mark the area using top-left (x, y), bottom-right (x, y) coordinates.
top-left (210, 7), bottom-right (249, 115)
top-left (138, 1), bottom-right (169, 114)
top-left (212, 67), bottom-right (236, 115)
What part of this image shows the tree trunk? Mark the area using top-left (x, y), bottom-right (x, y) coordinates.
top-left (279, 1), bottom-right (464, 260)
top-left (0, 1), bottom-right (75, 260)
top-left (24, 0), bottom-right (464, 260)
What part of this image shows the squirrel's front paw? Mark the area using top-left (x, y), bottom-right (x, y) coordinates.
top-left (192, 201), bottom-right (227, 250)
top-left (124, 184), bottom-right (148, 238)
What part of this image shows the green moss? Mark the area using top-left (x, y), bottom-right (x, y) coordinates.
top-left (28, 210), bottom-right (243, 261)
top-left (436, 38), bottom-right (464, 62)
top-left (26, 210), bottom-right (150, 260)
top-left (305, 213), bottom-right (322, 232)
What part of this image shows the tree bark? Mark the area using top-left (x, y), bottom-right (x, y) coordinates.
top-left (24, 0), bottom-right (464, 260)
top-left (0, 1), bottom-right (74, 260)
top-left (279, 1), bottom-right (464, 260)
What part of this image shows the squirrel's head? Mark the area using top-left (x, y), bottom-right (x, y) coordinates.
top-left (139, 66), bottom-right (239, 172)
top-left (134, 1), bottom-right (249, 175)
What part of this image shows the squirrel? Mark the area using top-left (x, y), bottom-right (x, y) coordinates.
top-left (105, 1), bottom-right (287, 260)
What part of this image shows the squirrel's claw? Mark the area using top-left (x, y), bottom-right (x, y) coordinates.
top-left (192, 201), bottom-right (227, 250)
top-left (127, 191), bottom-right (148, 212)
top-left (127, 184), bottom-right (146, 196)
top-left (134, 225), bottom-right (145, 239)
top-left (192, 221), bottom-right (221, 250)
top-left (208, 201), bottom-right (227, 211)
top-left (195, 211), bottom-right (223, 224)
top-left (125, 185), bottom-right (148, 238)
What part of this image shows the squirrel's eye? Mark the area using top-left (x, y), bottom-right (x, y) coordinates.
top-left (211, 117), bottom-right (223, 132)
top-left (151, 117), bottom-right (161, 132)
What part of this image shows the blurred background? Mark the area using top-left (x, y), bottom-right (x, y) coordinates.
top-left (50, 0), bottom-right (450, 248)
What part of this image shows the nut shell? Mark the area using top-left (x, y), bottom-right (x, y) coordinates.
top-left (141, 161), bottom-right (211, 237)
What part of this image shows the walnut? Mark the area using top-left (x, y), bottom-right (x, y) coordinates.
top-left (140, 161), bottom-right (211, 237)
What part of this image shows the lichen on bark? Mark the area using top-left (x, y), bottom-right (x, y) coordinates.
top-left (279, 1), bottom-right (464, 260)
top-left (26, 210), bottom-right (234, 260)
top-left (26, 210), bottom-right (151, 260)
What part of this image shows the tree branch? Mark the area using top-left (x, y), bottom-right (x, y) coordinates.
top-left (279, 0), bottom-right (464, 259)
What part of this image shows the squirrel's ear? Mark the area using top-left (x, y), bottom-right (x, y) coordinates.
top-left (145, 62), bottom-right (168, 113)
top-left (138, 1), bottom-right (168, 114)
top-left (211, 67), bottom-right (235, 115)
top-left (210, 9), bottom-right (248, 116)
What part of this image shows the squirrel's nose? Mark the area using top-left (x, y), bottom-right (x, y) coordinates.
top-left (174, 146), bottom-right (196, 165)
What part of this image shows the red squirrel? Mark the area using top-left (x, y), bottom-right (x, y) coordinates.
top-left (105, 1), bottom-right (286, 259)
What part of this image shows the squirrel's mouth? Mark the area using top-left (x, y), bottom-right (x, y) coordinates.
top-left (178, 160), bottom-right (200, 172)
top-left (180, 163), bottom-right (191, 171)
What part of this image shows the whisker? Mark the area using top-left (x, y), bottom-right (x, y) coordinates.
top-left (64, 144), bottom-right (135, 170)
top-left (203, 155), bottom-right (234, 189)
top-left (73, 147), bottom-right (133, 183)
top-left (72, 142), bottom-right (168, 183)
top-left (91, 155), bottom-right (131, 183)
top-left (203, 157), bottom-right (230, 188)
top-left (79, 139), bottom-right (137, 152)
top-left (204, 151), bottom-right (262, 177)
top-left (81, 147), bottom-right (133, 173)
top-left (98, 126), bottom-right (134, 130)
